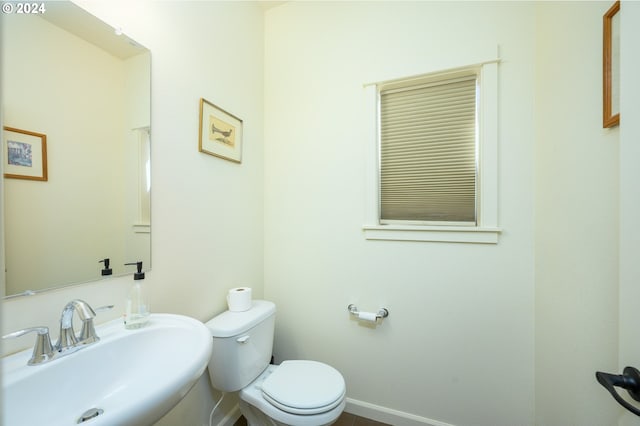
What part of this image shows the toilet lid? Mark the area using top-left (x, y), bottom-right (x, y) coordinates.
top-left (261, 360), bottom-right (346, 415)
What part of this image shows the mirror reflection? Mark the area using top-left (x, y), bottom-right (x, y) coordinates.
top-left (2, 1), bottom-right (151, 297)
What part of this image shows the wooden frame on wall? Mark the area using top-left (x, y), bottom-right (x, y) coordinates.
top-left (603, 0), bottom-right (620, 128)
top-left (3, 126), bottom-right (48, 181)
top-left (198, 98), bottom-right (243, 163)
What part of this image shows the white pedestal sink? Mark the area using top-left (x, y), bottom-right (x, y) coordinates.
top-left (2, 314), bottom-right (212, 425)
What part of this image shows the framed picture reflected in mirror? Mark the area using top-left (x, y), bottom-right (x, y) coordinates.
top-left (3, 126), bottom-right (48, 181)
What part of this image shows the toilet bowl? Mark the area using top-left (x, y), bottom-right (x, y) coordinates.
top-left (239, 362), bottom-right (346, 426)
top-left (205, 300), bottom-right (346, 426)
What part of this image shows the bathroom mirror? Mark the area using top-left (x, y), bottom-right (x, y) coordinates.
top-left (1, 1), bottom-right (151, 298)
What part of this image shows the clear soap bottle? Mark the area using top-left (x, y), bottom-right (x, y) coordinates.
top-left (124, 261), bottom-right (150, 329)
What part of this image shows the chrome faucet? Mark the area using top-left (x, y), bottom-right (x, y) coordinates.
top-left (56, 299), bottom-right (98, 351)
top-left (2, 299), bottom-right (113, 366)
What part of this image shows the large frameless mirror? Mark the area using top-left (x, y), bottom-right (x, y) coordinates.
top-left (2, 1), bottom-right (151, 298)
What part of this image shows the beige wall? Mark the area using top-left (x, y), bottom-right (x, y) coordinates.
top-left (264, 2), bottom-right (536, 425)
top-left (534, 2), bottom-right (620, 425)
top-left (1, 1), bottom-right (631, 426)
top-left (619, 1), bottom-right (640, 425)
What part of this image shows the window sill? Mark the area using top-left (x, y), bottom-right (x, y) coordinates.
top-left (362, 225), bottom-right (501, 244)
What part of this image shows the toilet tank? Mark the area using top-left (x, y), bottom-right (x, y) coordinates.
top-left (205, 300), bottom-right (276, 392)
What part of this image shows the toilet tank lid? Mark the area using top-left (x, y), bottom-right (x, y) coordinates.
top-left (205, 300), bottom-right (276, 337)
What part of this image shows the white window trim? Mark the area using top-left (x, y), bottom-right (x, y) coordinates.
top-left (362, 59), bottom-right (501, 244)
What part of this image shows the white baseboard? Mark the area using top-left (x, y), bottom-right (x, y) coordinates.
top-left (217, 404), bottom-right (241, 426)
top-left (215, 398), bottom-right (454, 426)
top-left (345, 398), bottom-right (456, 426)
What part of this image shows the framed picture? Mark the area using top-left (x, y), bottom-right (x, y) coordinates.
top-left (3, 126), bottom-right (48, 181)
top-left (199, 98), bottom-right (243, 163)
top-left (603, 0), bottom-right (620, 128)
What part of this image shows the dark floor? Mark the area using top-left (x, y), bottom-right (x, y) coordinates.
top-left (333, 412), bottom-right (392, 426)
top-left (234, 412), bottom-right (391, 426)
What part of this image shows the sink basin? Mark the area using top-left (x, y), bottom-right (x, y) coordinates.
top-left (2, 314), bottom-right (212, 425)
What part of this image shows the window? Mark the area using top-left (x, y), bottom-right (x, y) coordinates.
top-left (379, 72), bottom-right (478, 225)
top-left (363, 61), bottom-right (500, 243)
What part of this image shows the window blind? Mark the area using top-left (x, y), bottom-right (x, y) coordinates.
top-left (379, 75), bottom-right (477, 224)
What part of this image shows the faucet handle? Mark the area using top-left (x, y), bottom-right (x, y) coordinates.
top-left (3, 326), bottom-right (55, 365)
top-left (94, 304), bottom-right (115, 313)
top-left (79, 304), bottom-right (114, 344)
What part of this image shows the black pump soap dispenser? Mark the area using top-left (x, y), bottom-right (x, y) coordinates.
top-left (124, 261), bottom-right (149, 329)
top-left (99, 258), bottom-right (113, 276)
top-left (124, 261), bottom-right (145, 280)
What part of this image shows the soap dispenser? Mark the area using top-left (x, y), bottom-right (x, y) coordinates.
top-left (123, 261), bottom-right (149, 329)
top-left (99, 258), bottom-right (112, 276)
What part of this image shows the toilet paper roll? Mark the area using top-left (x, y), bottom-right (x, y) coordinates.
top-left (357, 311), bottom-right (378, 322)
top-left (227, 287), bottom-right (252, 312)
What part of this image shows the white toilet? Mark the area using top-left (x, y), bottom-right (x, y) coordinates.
top-left (205, 300), bottom-right (346, 426)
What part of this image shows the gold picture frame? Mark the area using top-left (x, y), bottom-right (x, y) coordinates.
top-left (3, 126), bottom-right (48, 181)
top-left (198, 98), bottom-right (243, 163)
top-left (603, 0), bottom-right (620, 128)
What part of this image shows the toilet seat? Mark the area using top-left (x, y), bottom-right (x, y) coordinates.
top-left (240, 363), bottom-right (347, 426)
top-left (261, 360), bottom-right (346, 415)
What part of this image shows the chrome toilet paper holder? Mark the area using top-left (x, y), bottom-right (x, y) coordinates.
top-left (347, 304), bottom-right (389, 320)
